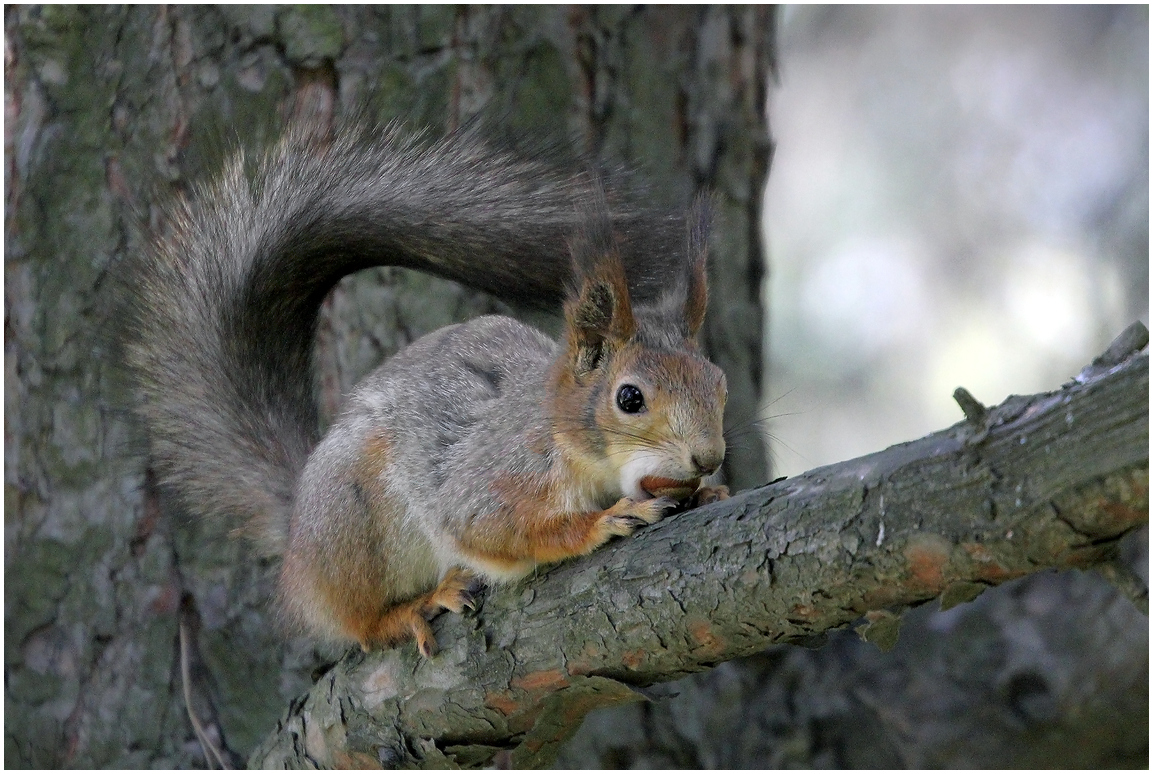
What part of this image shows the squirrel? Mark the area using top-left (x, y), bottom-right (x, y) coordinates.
top-left (123, 121), bottom-right (729, 658)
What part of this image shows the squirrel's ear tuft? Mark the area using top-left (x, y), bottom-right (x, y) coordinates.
top-left (655, 195), bottom-right (712, 340)
top-left (564, 190), bottom-right (636, 373)
top-left (683, 196), bottom-right (712, 339)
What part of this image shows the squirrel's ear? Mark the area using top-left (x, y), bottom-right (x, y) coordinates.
top-left (564, 264), bottom-right (636, 373)
top-left (564, 219), bottom-right (636, 374)
top-left (682, 196), bottom-right (711, 339)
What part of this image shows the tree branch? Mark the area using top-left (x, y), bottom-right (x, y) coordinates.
top-left (249, 327), bottom-right (1148, 769)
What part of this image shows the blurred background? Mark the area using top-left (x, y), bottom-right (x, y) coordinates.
top-left (763, 5), bottom-right (1148, 478)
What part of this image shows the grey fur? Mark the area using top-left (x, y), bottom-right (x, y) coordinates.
top-left (283, 315), bottom-right (562, 637)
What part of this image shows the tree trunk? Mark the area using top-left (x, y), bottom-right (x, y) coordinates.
top-left (4, 5), bottom-right (770, 768)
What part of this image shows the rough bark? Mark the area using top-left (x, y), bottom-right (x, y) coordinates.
top-left (557, 551), bottom-right (1148, 768)
top-left (249, 331), bottom-right (1148, 769)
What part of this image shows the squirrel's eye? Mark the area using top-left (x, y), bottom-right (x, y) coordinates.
top-left (615, 384), bottom-right (645, 413)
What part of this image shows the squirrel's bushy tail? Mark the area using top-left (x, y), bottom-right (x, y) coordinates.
top-left (123, 123), bottom-right (679, 554)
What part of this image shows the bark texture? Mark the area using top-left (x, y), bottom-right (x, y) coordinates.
top-left (4, 6), bottom-right (771, 768)
top-left (250, 335), bottom-right (1148, 768)
top-left (558, 559), bottom-right (1148, 768)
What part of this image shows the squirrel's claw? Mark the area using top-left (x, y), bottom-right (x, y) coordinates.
top-left (421, 567), bottom-right (480, 617)
top-left (415, 625), bottom-right (439, 659)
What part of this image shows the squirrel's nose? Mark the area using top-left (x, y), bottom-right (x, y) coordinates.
top-left (691, 448), bottom-right (724, 477)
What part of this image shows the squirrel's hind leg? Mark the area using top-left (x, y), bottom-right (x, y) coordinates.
top-left (357, 567), bottom-right (480, 657)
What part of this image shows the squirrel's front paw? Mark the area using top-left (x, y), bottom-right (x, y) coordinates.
top-left (601, 496), bottom-right (677, 537)
top-left (691, 484), bottom-right (729, 507)
top-left (420, 567), bottom-right (481, 618)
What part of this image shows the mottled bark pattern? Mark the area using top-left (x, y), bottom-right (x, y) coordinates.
top-left (559, 560), bottom-right (1148, 767)
top-left (250, 344), bottom-right (1147, 768)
